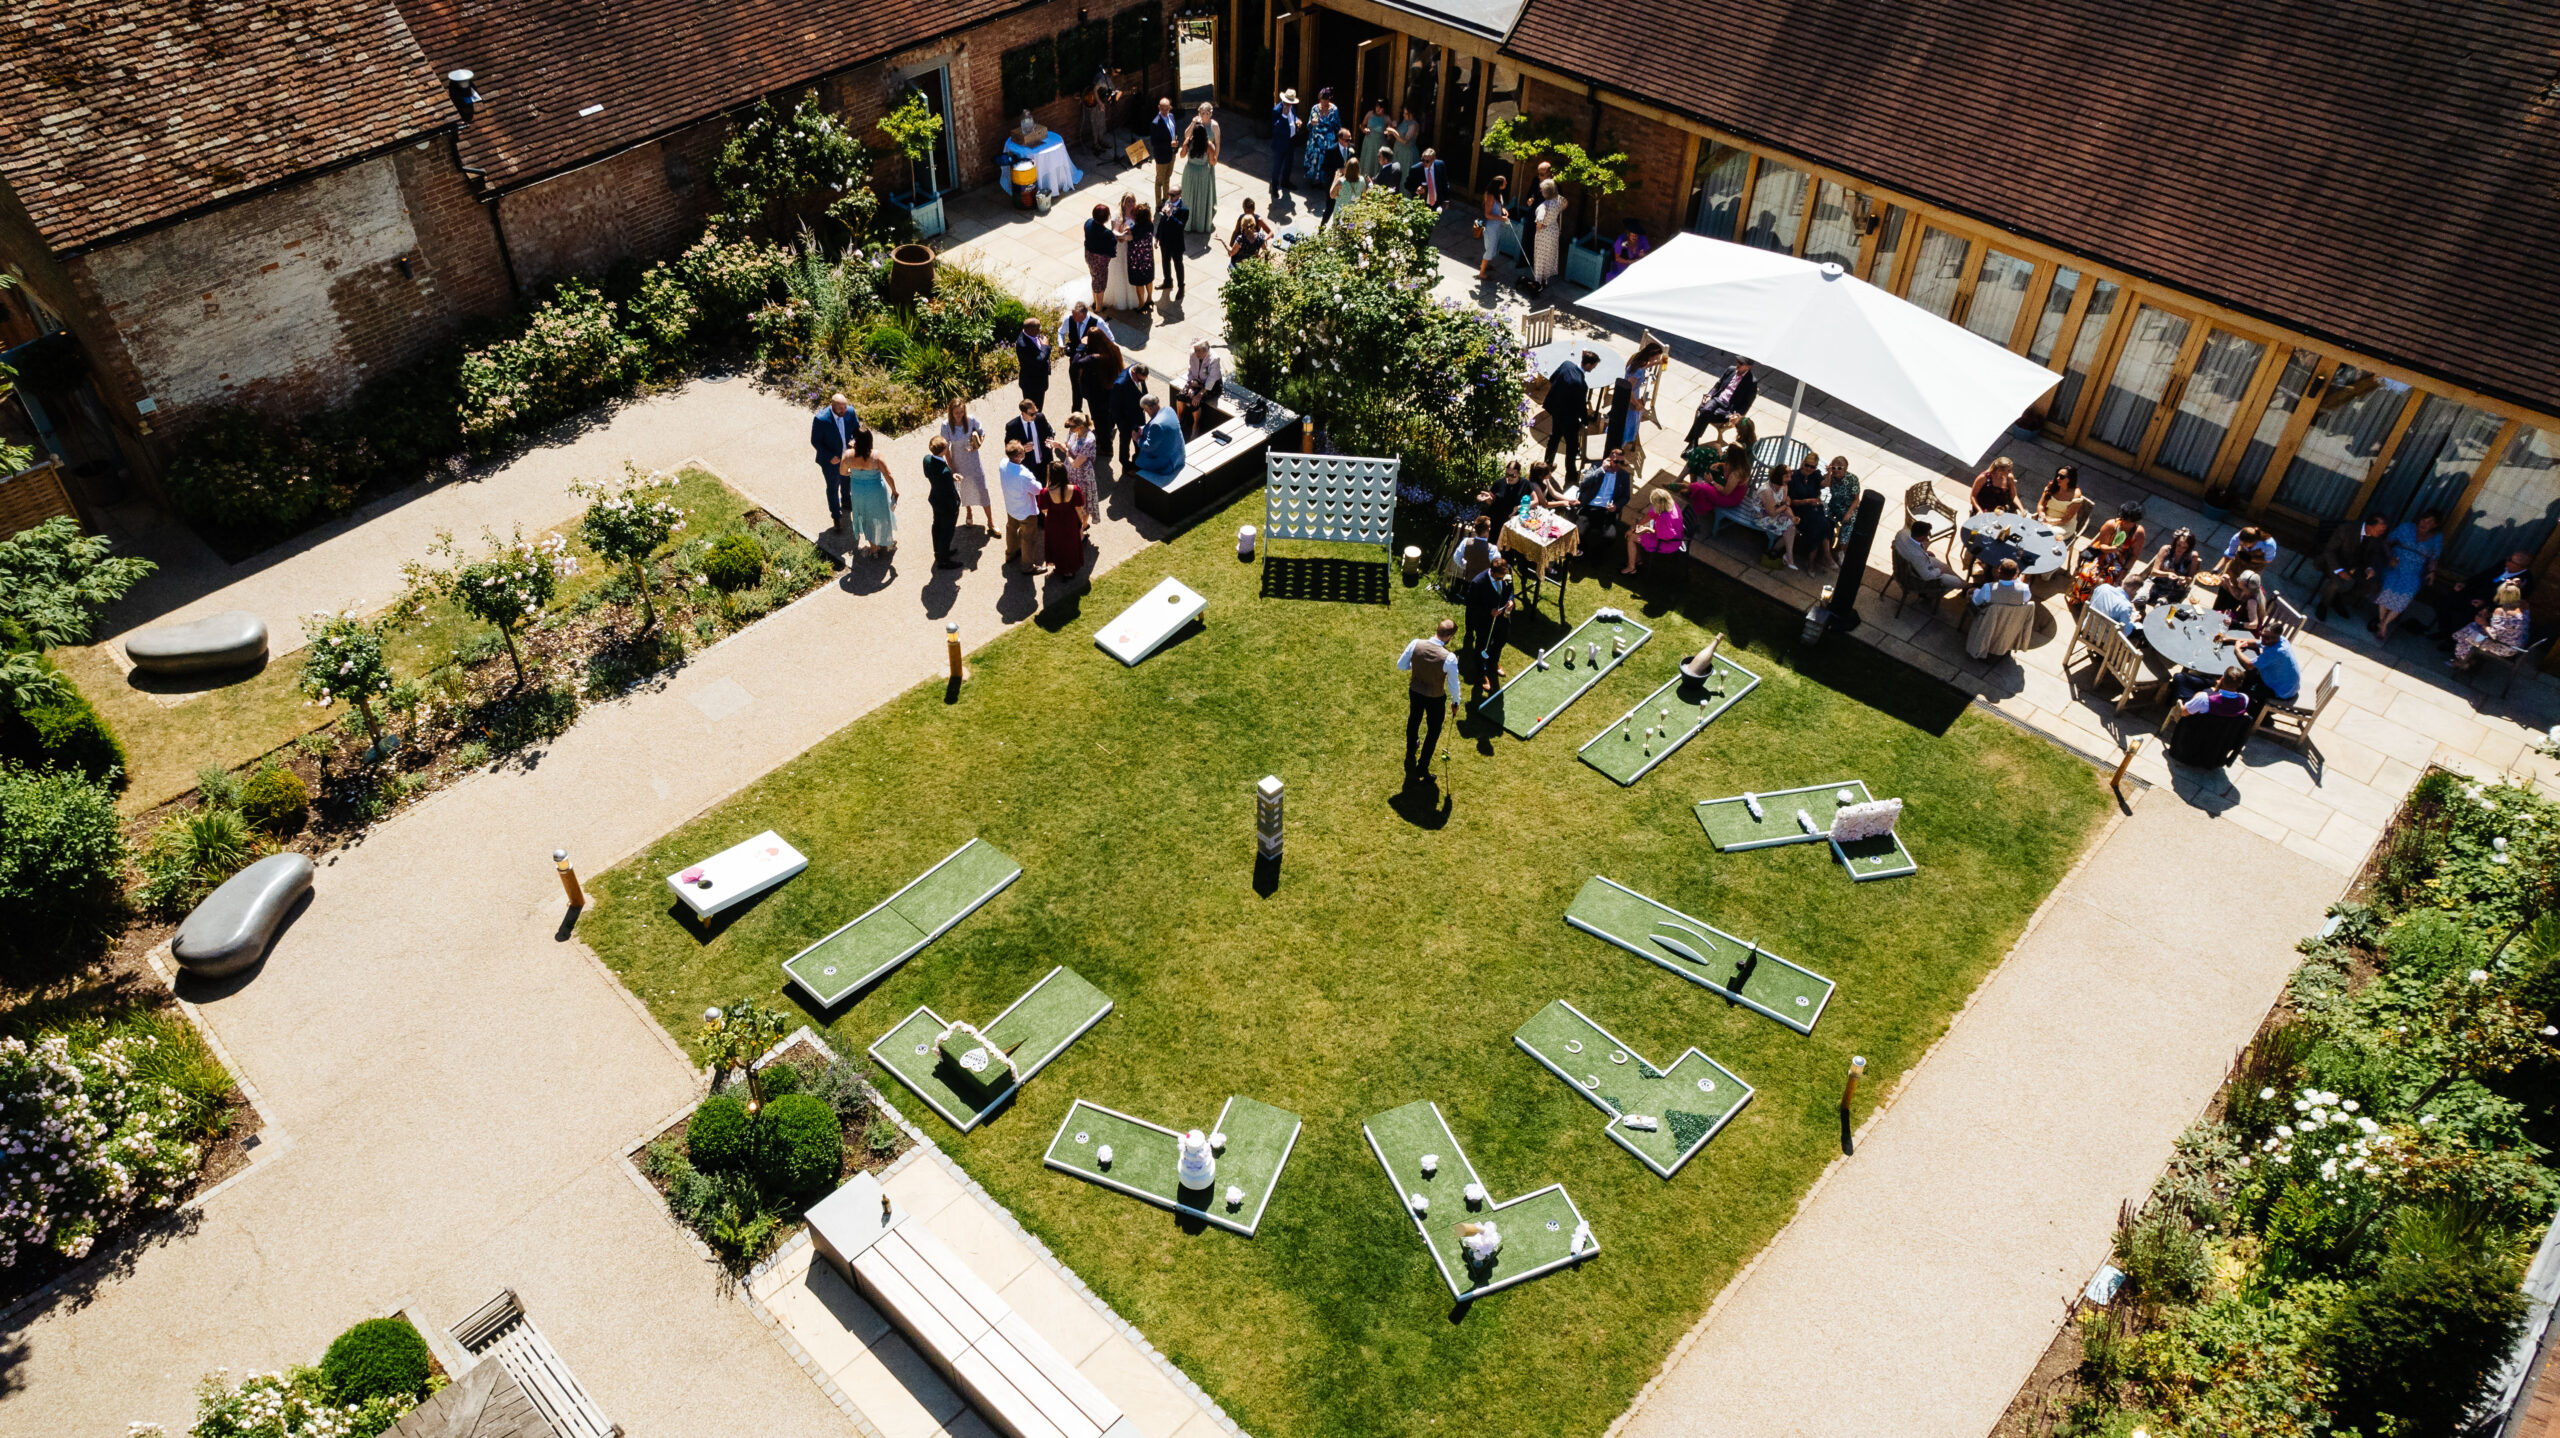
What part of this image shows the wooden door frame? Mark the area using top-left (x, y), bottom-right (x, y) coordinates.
top-left (2443, 416), bottom-right (2526, 558)
top-left (2052, 278), bottom-right (2134, 447)
top-left (1353, 34), bottom-right (1394, 120)
top-left (2336, 380), bottom-right (2429, 523)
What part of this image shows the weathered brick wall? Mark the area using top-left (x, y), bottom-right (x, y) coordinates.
top-left (67, 137), bottom-right (508, 432)
top-left (498, 123), bottom-right (727, 291)
top-left (1501, 78), bottom-right (1686, 244)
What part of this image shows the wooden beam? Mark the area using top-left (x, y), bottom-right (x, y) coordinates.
top-left (2339, 384), bottom-right (2428, 524)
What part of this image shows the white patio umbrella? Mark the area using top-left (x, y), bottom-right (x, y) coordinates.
top-left (1577, 234), bottom-right (2062, 467)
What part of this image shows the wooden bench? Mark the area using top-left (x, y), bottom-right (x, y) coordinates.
top-left (807, 1174), bottom-right (1139, 1438)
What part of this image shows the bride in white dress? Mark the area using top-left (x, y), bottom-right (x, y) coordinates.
top-left (1103, 191), bottom-right (1140, 311)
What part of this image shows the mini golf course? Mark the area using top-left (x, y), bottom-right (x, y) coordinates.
top-left (1364, 1099), bottom-right (1593, 1300)
top-left (1577, 646), bottom-right (1761, 785)
top-left (1478, 610), bottom-right (1652, 737)
top-left (1697, 780), bottom-right (1918, 881)
top-left (1566, 875), bottom-right (1837, 1034)
top-left (1512, 1000), bottom-right (1753, 1178)
top-left (783, 837), bottom-right (1022, 1005)
top-left (870, 966), bottom-right (1113, 1130)
top-left (1043, 1095), bottom-right (1303, 1236)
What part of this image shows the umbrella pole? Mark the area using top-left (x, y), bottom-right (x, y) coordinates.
top-left (1783, 377), bottom-right (1805, 442)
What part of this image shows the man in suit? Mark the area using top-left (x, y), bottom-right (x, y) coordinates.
top-left (1405, 148), bottom-right (1449, 211)
top-left (1154, 196), bottom-right (1189, 300)
top-left (1012, 318), bottom-right (1052, 413)
top-left (1004, 398), bottom-right (1055, 463)
top-left (1575, 448), bottom-right (1633, 536)
top-left (1686, 358), bottom-right (1758, 447)
top-left (1464, 553), bottom-right (1516, 693)
top-left (1058, 301), bottom-right (1110, 417)
top-left (1315, 129), bottom-right (1350, 225)
top-left (1146, 98), bottom-right (1181, 208)
top-left (1133, 394), bottom-right (1187, 489)
top-left (1269, 90), bottom-right (1301, 202)
top-left (810, 392), bottom-right (861, 531)
top-left (1108, 362), bottom-right (1151, 467)
top-left (2311, 513), bottom-right (2390, 621)
top-left (1541, 351), bottom-right (1597, 468)
top-left (2431, 548), bottom-right (2538, 647)
top-left (1367, 148), bottom-right (1401, 198)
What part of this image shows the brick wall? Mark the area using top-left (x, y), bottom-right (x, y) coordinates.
top-left (65, 137), bottom-right (509, 433)
top-left (1498, 78), bottom-right (1687, 245)
top-left (498, 124), bottom-right (727, 292)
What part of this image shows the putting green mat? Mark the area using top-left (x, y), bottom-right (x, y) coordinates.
top-left (1363, 1099), bottom-right (1594, 1300)
top-left (1479, 611), bottom-right (1653, 738)
top-left (1043, 1095), bottom-right (1303, 1236)
top-left (1512, 1000), bottom-right (1752, 1178)
top-left (868, 966), bottom-right (1112, 1131)
top-left (1565, 876), bottom-right (1836, 1035)
top-left (1695, 781), bottom-right (1916, 881)
top-left (1578, 649), bottom-right (1761, 785)
top-left (784, 839), bottom-right (1022, 1006)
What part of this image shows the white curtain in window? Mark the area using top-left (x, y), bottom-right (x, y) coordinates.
top-left (2229, 349), bottom-right (2318, 496)
top-left (2088, 305), bottom-right (2193, 452)
top-left (1903, 227), bottom-right (1970, 318)
top-left (2448, 427), bottom-right (2560, 573)
top-left (2153, 330), bottom-right (2268, 480)
top-left (1801, 181), bottom-right (1860, 269)
top-left (1742, 162), bottom-right (1808, 251)
top-left (2049, 279), bottom-right (2120, 428)
top-left (2367, 394), bottom-right (2505, 527)
top-left (1863, 207), bottom-right (1907, 286)
top-left (1963, 250), bottom-right (2035, 348)
top-left (2026, 268), bottom-right (2081, 367)
top-left (1689, 144), bottom-right (1748, 240)
top-left (2272, 367), bottom-right (2412, 519)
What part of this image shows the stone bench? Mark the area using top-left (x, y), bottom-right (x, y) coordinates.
top-left (124, 610), bottom-right (268, 675)
top-left (808, 1173), bottom-right (1138, 1438)
top-left (172, 851), bottom-right (312, 977)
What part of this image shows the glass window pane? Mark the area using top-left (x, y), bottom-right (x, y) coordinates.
top-left (1687, 143), bottom-right (1748, 240)
top-left (1437, 56), bottom-right (1478, 176)
top-left (2026, 268), bottom-right (2081, 367)
top-left (1477, 64), bottom-right (1522, 184)
top-left (2447, 427), bottom-right (2560, 574)
top-left (2272, 366), bottom-right (2413, 520)
top-left (1863, 206), bottom-right (1907, 286)
top-left (1903, 227), bottom-right (1971, 318)
top-left (1802, 181), bottom-right (1860, 269)
top-left (2230, 348), bottom-right (2319, 497)
top-left (1964, 249), bottom-right (2036, 347)
top-left (2153, 329), bottom-right (2268, 481)
top-left (1743, 161), bottom-right (1808, 251)
top-left (2050, 279), bottom-right (2120, 428)
top-left (2087, 305), bottom-right (2193, 452)
top-left (2366, 394), bottom-right (2507, 528)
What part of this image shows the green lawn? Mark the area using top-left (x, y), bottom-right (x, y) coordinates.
top-left (581, 496), bottom-right (2109, 1438)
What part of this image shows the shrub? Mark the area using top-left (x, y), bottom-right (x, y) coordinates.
top-left (756, 1092), bottom-right (843, 1202)
top-left (2318, 1226), bottom-right (2525, 1434)
top-left (2378, 908), bottom-right (2481, 983)
top-left (414, 527), bottom-right (579, 688)
top-left (748, 299), bottom-right (814, 376)
top-left (806, 1059), bottom-right (869, 1124)
top-left (573, 464), bottom-right (687, 627)
top-left (238, 767), bottom-right (310, 833)
top-left (864, 323), bottom-right (912, 364)
top-left (0, 665), bottom-right (128, 789)
top-left (2, 1027), bottom-right (202, 1268)
top-left (119, 1009), bottom-right (236, 1139)
top-left (196, 765), bottom-right (244, 809)
top-left (163, 409), bottom-right (365, 533)
top-left (907, 277), bottom-right (1003, 357)
top-left (477, 680), bottom-right (579, 753)
top-left (181, 1365), bottom-right (414, 1438)
top-left (897, 344), bottom-right (971, 407)
top-left (0, 762), bottom-right (128, 953)
top-left (865, 1111), bottom-right (902, 1156)
top-left (0, 515), bottom-right (155, 649)
top-left (299, 614), bottom-right (397, 751)
top-left (688, 1093), bottom-right (756, 1174)
top-left (138, 806), bottom-right (259, 919)
top-left (702, 533), bottom-right (765, 592)
top-left (714, 96), bottom-right (860, 240)
top-left (988, 296), bottom-right (1031, 350)
top-left (322, 1316), bottom-right (434, 1404)
top-left (623, 262), bottom-right (700, 378)
top-left (673, 233), bottom-right (794, 337)
top-left (2114, 1206), bottom-right (2211, 1304)
top-left (457, 280), bottom-right (644, 451)
top-left (755, 1061), bottom-right (803, 1099)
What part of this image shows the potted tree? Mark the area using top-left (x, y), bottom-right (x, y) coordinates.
top-left (879, 89), bottom-right (947, 242)
top-left (1557, 143), bottom-right (1629, 290)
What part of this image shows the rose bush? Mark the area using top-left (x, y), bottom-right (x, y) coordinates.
top-left (2, 1029), bottom-right (201, 1269)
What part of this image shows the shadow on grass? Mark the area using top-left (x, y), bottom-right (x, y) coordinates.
top-left (1387, 774), bottom-right (1451, 830)
top-left (118, 655), bottom-right (271, 698)
top-left (1261, 556), bottom-right (1392, 605)
top-left (667, 885), bottom-right (782, 944)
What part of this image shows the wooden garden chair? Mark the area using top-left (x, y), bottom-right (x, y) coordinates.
top-left (1522, 307), bottom-right (1557, 348)
top-left (2252, 660), bottom-right (2340, 755)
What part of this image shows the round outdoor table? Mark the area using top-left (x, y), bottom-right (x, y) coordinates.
top-left (2144, 602), bottom-right (2250, 676)
top-left (1524, 341), bottom-right (1628, 391)
top-left (1752, 436), bottom-right (1812, 479)
top-left (1962, 512), bottom-right (2071, 598)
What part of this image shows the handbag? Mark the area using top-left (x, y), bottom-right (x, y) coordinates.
top-left (1123, 139), bottom-right (1151, 166)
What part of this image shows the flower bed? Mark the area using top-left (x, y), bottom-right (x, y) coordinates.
top-left (1999, 768), bottom-right (2560, 1438)
top-left (133, 1311), bottom-right (444, 1437)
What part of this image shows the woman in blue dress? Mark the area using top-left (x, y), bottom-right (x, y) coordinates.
top-left (1302, 89), bottom-right (1341, 187)
top-left (2373, 510), bottom-right (2442, 640)
top-left (838, 428), bottom-right (901, 560)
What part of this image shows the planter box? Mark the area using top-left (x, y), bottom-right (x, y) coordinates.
top-left (1565, 236), bottom-right (1606, 290)
top-left (890, 194), bottom-right (947, 240)
top-left (1135, 381), bottom-right (1300, 526)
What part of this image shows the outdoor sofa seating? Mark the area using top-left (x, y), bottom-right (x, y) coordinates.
top-left (125, 610), bottom-right (268, 675)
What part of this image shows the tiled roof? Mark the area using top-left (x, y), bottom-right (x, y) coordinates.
top-left (396, 0), bottom-right (1036, 192)
top-left (0, 0), bottom-right (451, 253)
top-left (1505, 0), bottom-right (2560, 418)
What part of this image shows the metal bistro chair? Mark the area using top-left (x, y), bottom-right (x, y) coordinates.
top-left (2472, 635), bottom-right (2553, 704)
top-left (1904, 480), bottom-right (1962, 559)
top-left (1521, 306), bottom-right (1557, 349)
top-left (2253, 660), bottom-right (2342, 754)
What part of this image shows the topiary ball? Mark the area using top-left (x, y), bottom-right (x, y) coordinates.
top-left (237, 768), bottom-right (310, 834)
top-left (321, 1316), bottom-right (432, 1404)
top-left (755, 1093), bottom-right (844, 1203)
top-left (865, 324), bottom-right (912, 363)
top-left (755, 1062), bottom-right (802, 1100)
top-left (687, 1093), bottom-right (756, 1174)
top-left (701, 533), bottom-right (764, 593)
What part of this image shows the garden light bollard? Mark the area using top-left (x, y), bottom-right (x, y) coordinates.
top-left (1256, 775), bottom-right (1284, 860)
top-left (1841, 1055), bottom-right (1866, 1111)
top-left (555, 849), bottom-right (585, 909)
top-left (946, 621), bottom-right (965, 683)
top-left (2112, 734), bottom-right (2146, 792)
top-left (1299, 416), bottom-right (1315, 453)
top-left (1238, 524), bottom-right (1258, 561)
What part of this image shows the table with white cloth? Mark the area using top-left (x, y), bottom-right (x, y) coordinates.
top-left (1000, 132), bottom-right (1083, 198)
top-left (1500, 509), bottom-right (1581, 620)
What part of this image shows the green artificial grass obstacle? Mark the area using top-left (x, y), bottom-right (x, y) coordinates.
top-left (1043, 1095), bottom-right (1303, 1236)
top-left (783, 838), bottom-right (1022, 1006)
top-left (1695, 780), bottom-right (1917, 881)
top-left (1478, 610), bottom-right (1653, 738)
top-left (1364, 1099), bottom-right (1594, 1300)
top-left (1511, 1000), bottom-right (1753, 1178)
top-left (869, 966), bottom-right (1112, 1130)
top-left (1577, 648), bottom-right (1761, 786)
top-left (1566, 875), bottom-right (1836, 1034)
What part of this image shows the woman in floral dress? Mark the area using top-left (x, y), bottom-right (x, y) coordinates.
top-left (2453, 582), bottom-right (2531, 668)
top-left (1302, 89), bottom-right (1341, 188)
top-left (1529, 179), bottom-right (1566, 292)
top-left (1055, 410), bottom-right (1098, 504)
top-left (1124, 202), bottom-right (1157, 310)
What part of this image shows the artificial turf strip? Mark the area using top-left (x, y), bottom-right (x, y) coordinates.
top-left (1511, 1000), bottom-right (1753, 1179)
top-left (1576, 648), bottom-right (1762, 785)
top-left (1043, 1096), bottom-right (1304, 1237)
top-left (1479, 611), bottom-right (1654, 738)
top-left (1696, 781), bottom-right (1918, 882)
top-left (579, 483), bottom-right (2110, 1438)
top-left (783, 838), bottom-right (1023, 1006)
top-left (1566, 876), bottom-right (1837, 1035)
top-left (1364, 1100), bottom-right (1593, 1300)
top-left (867, 966), bottom-right (1112, 1131)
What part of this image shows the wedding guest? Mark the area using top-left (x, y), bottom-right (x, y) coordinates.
top-left (1623, 486), bottom-right (1686, 574)
top-left (1528, 178), bottom-right (1566, 293)
top-left (1314, 126), bottom-right (1350, 224)
top-left (839, 428), bottom-right (899, 560)
top-left (2132, 527), bottom-right (2204, 605)
top-left (2373, 511), bottom-right (2442, 639)
top-left (1155, 195), bottom-right (1190, 299)
top-left (923, 435), bottom-right (962, 569)
top-left (1397, 618), bottom-right (1460, 778)
top-left (1478, 173), bottom-right (1511, 280)
top-left (1054, 409), bottom-right (1098, 500)
top-left (1359, 97), bottom-right (1391, 173)
top-left (2312, 513), bottom-right (2391, 621)
top-left (1109, 361), bottom-right (1150, 466)
top-left (2431, 547), bottom-right (2536, 648)
top-left (1542, 349), bottom-right (1597, 468)
top-left (810, 392), bottom-right (860, 532)
top-left (1059, 301), bottom-right (1111, 415)
top-left (997, 441), bottom-right (1045, 571)
top-left (2218, 525), bottom-right (2279, 580)
top-left (1603, 219), bottom-right (1651, 281)
top-left (1823, 455), bottom-right (1862, 550)
top-left (1038, 462), bottom-right (1090, 578)
top-left (1227, 200), bottom-right (1275, 263)
top-left (1180, 103), bottom-right (1220, 232)
top-left (1081, 326), bottom-right (1125, 458)
top-left (1146, 97), bottom-right (1180, 208)
top-left (1324, 155), bottom-right (1368, 229)
top-left (2036, 466), bottom-right (2091, 534)
top-left (1894, 518), bottom-right (1965, 602)
top-left (1104, 192), bottom-right (1141, 310)
top-left (1969, 456), bottom-right (2022, 515)
top-left (1685, 358), bottom-right (1756, 447)
top-left (1967, 557), bottom-right (2036, 659)
top-left (1013, 317), bottom-right (1052, 412)
top-left (2238, 629), bottom-right (2306, 705)
top-left (1685, 454), bottom-right (1750, 533)
top-left (1082, 203), bottom-right (1118, 309)
top-left (1480, 459), bottom-right (1533, 518)
top-left (1787, 451), bottom-right (1833, 569)
top-left (1744, 464), bottom-right (1796, 568)
top-left (1406, 148), bottom-right (1450, 211)
top-left (1004, 397), bottom-right (1056, 460)
top-left (1530, 459), bottom-right (1575, 509)
top-left (1133, 393), bottom-right (1187, 489)
top-left (1454, 515), bottom-right (1498, 584)
top-left (1575, 447), bottom-right (1634, 534)
top-left (2214, 569), bottom-right (2270, 634)
top-left (1392, 105), bottom-right (1422, 173)
top-left (1468, 556), bottom-right (1517, 693)
top-left (937, 399), bottom-right (994, 535)
top-left (2070, 502), bottom-right (2148, 605)
top-left (1124, 202), bottom-right (1157, 309)
top-left (2452, 582), bottom-right (2532, 670)
top-left (1175, 339), bottom-right (1223, 435)
top-left (1268, 88), bottom-right (1301, 203)
top-left (1304, 88), bottom-right (1341, 190)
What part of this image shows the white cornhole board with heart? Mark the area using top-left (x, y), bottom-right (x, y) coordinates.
top-left (666, 829), bottom-right (808, 918)
top-left (1097, 577), bottom-right (1206, 666)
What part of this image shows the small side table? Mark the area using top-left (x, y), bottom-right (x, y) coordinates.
top-left (1501, 514), bottom-right (1581, 620)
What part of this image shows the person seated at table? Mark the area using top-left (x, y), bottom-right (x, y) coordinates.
top-left (2430, 548), bottom-right (2536, 650)
top-left (1622, 487), bottom-right (1686, 574)
top-left (1575, 448), bottom-right (1635, 535)
top-left (2312, 513), bottom-right (2392, 622)
top-left (2176, 665), bottom-right (2252, 717)
top-left (2086, 580), bottom-right (2141, 637)
top-left (2451, 581), bottom-right (2532, 672)
top-left (2070, 501), bottom-right (2148, 606)
top-left (1479, 460), bottom-right (1534, 519)
top-left (2214, 569), bottom-right (2270, 634)
top-left (1686, 455), bottom-right (1751, 533)
top-left (1603, 218), bottom-right (1653, 282)
top-left (2131, 527), bottom-right (2205, 606)
top-left (1453, 515), bottom-right (1497, 582)
top-left (1823, 455), bottom-right (1863, 550)
top-left (2035, 466), bottom-right (2091, 535)
top-left (2236, 629), bottom-right (2303, 706)
top-left (1787, 451), bottom-right (1835, 569)
top-left (1529, 459), bottom-right (1575, 510)
top-left (1684, 357), bottom-right (1757, 448)
top-left (1894, 518), bottom-right (1965, 603)
top-left (2167, 667), bottom-right (2255, 767)
top-left (1968, 456), bottom-right (2023, 516)
top-left (2217, 525), bottom-right (2280, 581)
top-left (1742, 464), bottom-right (1796, 569)
top-left (1966, 557), bottom-right (2037, 659)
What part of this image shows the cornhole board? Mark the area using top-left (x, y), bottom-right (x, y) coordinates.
top-left (1364, 1099), bottom-right (1594, 1300)
top-left (1512, 1000), bottom-right (1753, 1179)
top-left (1695, 780), bottom-right (1917, 882)
top-left (666, 830), bottom-right (808, 918)
top-left (1480, 610), bottom-right (1655, 738)
top-left (1096, 577), bottom-right (1206, 665)
top-left (783, 839), bottom-right (1023, 1007)
top-left (1578, 648), bottom-right (1762, 785)
top-left (1565, 876), bottom-right (1836, 1035)
top-left (1042, 1095), bottom-right (1303, 1237)
top-left (869, 967), bottom-right (1112, 1131)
